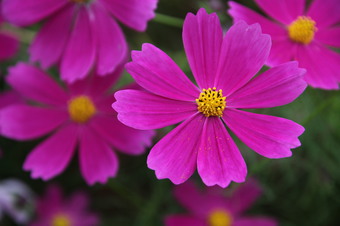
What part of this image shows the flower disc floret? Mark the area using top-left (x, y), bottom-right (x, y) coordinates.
top-left (288, 16), bottom-right (317, 44)
top-left (68, 95), bottom-right (96, 123)
top-left (196, 87), bottom-right (226, 117)
top-left (52, 214), bottom-right (71, 226)
top-left (208, 210), bottom-right (232, 226)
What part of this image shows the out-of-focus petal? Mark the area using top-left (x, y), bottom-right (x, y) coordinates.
top-left (197, 117), bottom-right (247, 188)
top-left (147, 113), bottom-right (205, 184)
top-left (113, 89), bottom-right (197, 130)
top-left (0, 32), bottom-right (19, 60)
top-left (98, 0), bottom-right (157, 31)
top-left (126, 43), bottom-right (199, 101)
top-left (165, 215), bottom-right (205, 226)
top-left (214, 21), bottom-right (271, 96)
top-left (0, 90), bottom-right (23, 108)
top-left (223, 109), bottom-right (304, 158)
top-left (315, 27), bottom-right (340, 48)
top-left (227, 61), bottom-right (307, 109)
top-left (266, 40), bottom-right (298, 67)
top-left (183, 8), bottom-right (223, 89)
top-left (23, 124), bottom-right (78, 180)
top-left (307, 0), bottom-right (340, 28)
top-left (233, 217), bottom-right (278, 226)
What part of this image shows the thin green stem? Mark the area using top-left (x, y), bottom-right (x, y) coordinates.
top-left (153, 13), bottom-right (184, 28)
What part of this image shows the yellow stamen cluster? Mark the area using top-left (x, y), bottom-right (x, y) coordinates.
top-left (52, 214), bottom-right (71, 226)
top-left (208, 210), bottom-right (232, 226)
top-left (68, 95), bottom-right (96, 123)
top-left (196, 87), bottom-right (226, 117)
top-left (288, 16), bottom-right (317, 44)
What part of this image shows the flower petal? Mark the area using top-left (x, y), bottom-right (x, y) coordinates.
top-left (0, 32), bottom-right (18, 60)
top-left (183, 8), bottom-right (223, 89)
top-left (0, 90), bottom-right (23, 108)
top-left (6, 63), bottom-right (68, 106)
top-left (0, 105), bottom-right (68, 140)
top-left (98, 0), bottom-right (157, 31)
top-left (233, 217), bottom-right (278, 226)
top-left (228, 1), bottom-right (286, 38)
top-left (227, 61), bottom-right (307, 109)
top-left (266, 40), bottom-right (298, 67)
top-left (214, 21), bottom-right (271, 96)
top-left (61, 7), bottom-right (95, 83)
top-left (1, 0), bottom-right (69, 26)
top-left (126, 43), bottom-right (199, 101)
top-left (29, 5), bottom-right (74, 69)
top-left (165, 215), bottom-right (205, 226)
top-left (79, 127), bottom-right (119, 185)
top-left (197, 117), bottom-right (247, 188)
top-left (23, 124), bottom-right (78, 180)
top-left (147, 113), bottom-right (205, 184)
top-left (223, 109), bottom-right (304, 158)
top-left (113, 89), bottom-right (197, 130)
top-left (89, 115), bottom-right (155, 155)
top-left (296, 43), bottom-right (340, 89)
top-left (315, 27), bottom-right (340, 48)
top-left (254, 0), bottom-right (305, 24)
top-left (307, 0), bottom-right (340, 28)
top-left (91, 2), bottom-right (127, 75)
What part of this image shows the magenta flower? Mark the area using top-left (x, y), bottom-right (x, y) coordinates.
top-left (165, 180), bottom-right (277, 226)
top-left (30, 185), bottom-right (98, 226)
top-left (1, 0), bottom-right (158, 83)
top-left (0, 5), bottom-right (18, 61)
top-left (0, 62), bottom-right (154, 185)
top-left (113, 9), bottom-right (306, 187)
top-left (228, 0), bottom-right (340, 90)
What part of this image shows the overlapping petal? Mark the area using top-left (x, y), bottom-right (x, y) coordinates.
top-left (307, 0), bottom-right (340, 28)
top-left (266, 40), bottom-right (298, 67)
top-left (0, 32), bottom-right (18, 60)
top-left (223, 109), bottom-right (304, 158)
top-left (113, 89), bottom-right (197, 130)
top-left (183, 8), bottom-right (223, 89)
top-left (197, 117), bottom-right (247, 188)
top-left (234, 217), bottom-right (278, 226)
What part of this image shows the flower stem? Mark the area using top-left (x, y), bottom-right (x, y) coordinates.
top-left (153, 13), bottom-right (183, 28)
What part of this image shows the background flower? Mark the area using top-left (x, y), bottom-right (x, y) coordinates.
top-left (0, 4), bottom-right (18, 61)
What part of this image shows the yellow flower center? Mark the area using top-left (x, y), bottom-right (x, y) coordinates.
top-left (288, 16), bottom-right (317, 44)
top-left (208, 210), bottom-right (232, 226)
top-left (196, 87), bottom-right (226, 117)
top-left (52, 214), bottom-right (71, 226)
top-left (68, 95), bottom-right (96, 123)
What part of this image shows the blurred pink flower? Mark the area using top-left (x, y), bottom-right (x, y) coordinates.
top-left (228, 0), bottom-right (340, 90)
top-left (165, 179), bottom-right (277, 226)
top-left (30, 185), bottom-right (98, 226)
top-left (113, 9), bottom-right (306, 187)
top-left (1, 0), bottom-right (158, 83)
top-left (0, 62), bottom-right (154, 185)
top-left (0, 5), bottom-right (18, 61)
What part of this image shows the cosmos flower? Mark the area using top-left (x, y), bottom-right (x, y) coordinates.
top-left (228, 0), bottom-right (340, 89)
top-left (30, 185), bottom-right (98, 226)
top-left (1, 0), bottom-right (158, 83)
top-left (0, 62), bottom-right (154, 185)
top-left (165, 179), bottom-right (277, 226)
top-left (113, 9), bottom-right (306, 187)
top-left (0, 5), bottom-right (18, 61)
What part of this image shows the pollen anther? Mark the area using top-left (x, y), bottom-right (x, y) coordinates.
top-left (288, 16), bottom-right (317, 44)
top-left (68, 95), bottom-right (96, 123)
top-left (196, 87), bottom-right (226, 117)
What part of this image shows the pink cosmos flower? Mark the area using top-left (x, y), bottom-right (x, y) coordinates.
top-left (1, 0), bottom-right (158, 83)
top-left (0, 5), bottom-right (18, 61)
top-left (30, 185), bottom-right (98, 226)
top-left (165, 179), bottom-right (277, 226)
top-left (228, 0), bottom-right (340, 90)
top-left (113, 9), bottom-right (306, 187)
top-left (0, 62), bottom-right (154, 185)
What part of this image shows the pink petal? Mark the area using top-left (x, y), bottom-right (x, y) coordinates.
top-left (126, 43), bottom-right (199, 101)
top-left (98, 0), bottom-right (157, 31)
top-left (147, 113), bottom-right (205, 184)
top-left (79, 127), bottom-right (119, 185)
top-left (36, 185), bottom-right (63, 215)
top-left (228, 2), bottom-right (287, 39)
top-left (0, 90), bottom-right (23, 108)
top-left (113, 89), bottom-right (197, 130)
top-left (23, 124), bottom-right (78, 180)
top-left (223, 109), bottom-right (304, 158)
top-left (227, 61), bottom-right (307, 109)
top-left (1, 0), bottom-right (69, 26)
top-left (0, 32), bottom-right (18, 60)
top-left (307, 0), bottom-right (340, 28)
top-left (6, 63), bottom-right (68, 106)
top-left (91, 2), bottom-right (127, 75)
top-left (234, 217), bottom-right (278, 226)
top-left (0, 105), bottom-right (68, 140)
top-left (29, 5), bottom-right (74, 69)
top-left (197, 117), bottom-right (247, 188)
top-left (61, 7), bottom-right (95, 83)
top-left (254, 0), bottom-right (306, 24)
top-left (266, 40), bottom-right (298, 67)
top-left (315, 27), bottom-right (340, 48)
top-left (89, 115), bottom-right (155, 155)
top-left (66, 191), bottom-right (89, 212)
top-left (214, 21), bottom-right (271, 96)
top-left (296, 43), bottom-right (340, 89)
top-left (165, 215), bottom-right (205, 226)
top-left (183, 8), bottom-right (223, 89)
